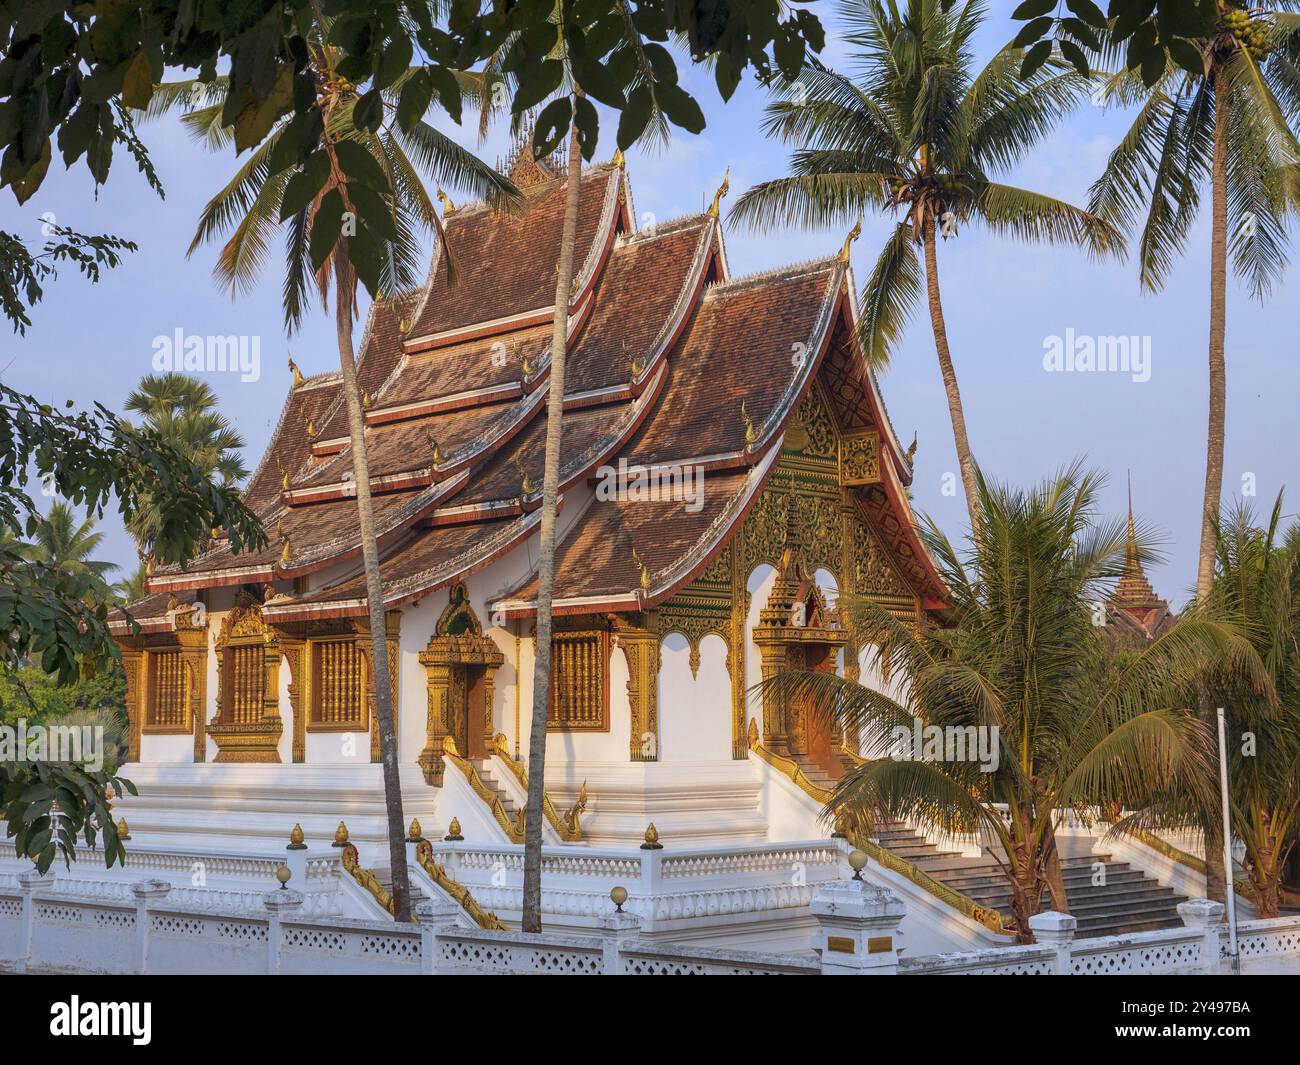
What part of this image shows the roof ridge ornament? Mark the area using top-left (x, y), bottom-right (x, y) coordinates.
top-left (839, 217), bottom-right (862, 263)
top-left (436, 186), bottom-right (454, 214)
top-left (707, 167), bottom-right (730, 219)
top-left (741, 400), bottom-right (758, 446)
top-left (515, 456), bottom-right (535, 496)
top-left (426, 427), bottom-right (444, 467)
top-left (613, 148), bottom-right (625, 169)
top-left (287, 353), bottom-right (304, 387)
top-left (305, 418), bottom-right (319, 440)
top-left (623, 338), bottom-right (646, 379)
top-left (631, 545), bottom-right (651, 593)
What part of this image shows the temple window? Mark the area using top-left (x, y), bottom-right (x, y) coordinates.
top-left (222, 643), bottom-right (266, 724)
top-left (146, 649), bottom-right (189, 731)
top-left (310, 638), bottom-right (367, 729)
top-left (547, 631), bottom-right (609, 731)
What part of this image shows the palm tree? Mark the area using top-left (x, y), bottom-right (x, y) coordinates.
top-left (731, 0), bottom-right (1123, 536)
top-left (764, 462), bottom-right (1261, 940)
top-left (462, 11), bottom-right (671, 932)
top-left (114, 562), bottom-right (150, 606)
top-left (1088, 4), bottom-right (1300, 901)
top-left (146, 19), bottom-right (515, 922)
top-left (123, 373), bottom-right (248, 548)
top-left (27, 502), bottom-right (118, 585)
top-left (1203, 494), bottom-right (1299, 916)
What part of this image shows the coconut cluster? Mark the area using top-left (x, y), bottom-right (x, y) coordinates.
top-left (1221, 5), bottom-right (1274, 59)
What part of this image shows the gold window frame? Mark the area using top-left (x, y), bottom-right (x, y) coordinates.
top-left (547, 630), bottom-right (610, 732)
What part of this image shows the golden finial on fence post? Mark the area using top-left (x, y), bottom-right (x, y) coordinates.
top-left (287, 823), bottom-right (307, 850)
top-left (640, 823), bottom-right (663, 850)
top-left (407, 818), bottom-right (423, 842)
top-left (332, 821), bottom-right (350, 847)
top-left (445, 817), bottom-right (464, 841)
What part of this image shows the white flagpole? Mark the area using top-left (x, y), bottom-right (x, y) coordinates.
top-left (1216, 707), bottom-right (1239, 971)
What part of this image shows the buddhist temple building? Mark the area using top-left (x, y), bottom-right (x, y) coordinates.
top-left (102, 151), bottom-right (1127, 949)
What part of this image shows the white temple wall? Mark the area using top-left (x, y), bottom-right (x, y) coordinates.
top-left (658, 632), bottom-right (731, 762)
top-left (743, 565), bottom-right (777, 739)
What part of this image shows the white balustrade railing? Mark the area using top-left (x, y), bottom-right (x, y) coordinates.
top-left (2, 868), bottom-right (1298, 976)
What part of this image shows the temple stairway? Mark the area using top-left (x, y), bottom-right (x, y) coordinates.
top-left (777, 749), bottom-right (1189, 937)
top-left (869, 820), bottom-right (1188, 937)
top-left (466, 758), bottom-right (523, 828)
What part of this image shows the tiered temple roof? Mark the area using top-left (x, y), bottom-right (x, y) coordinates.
top-left (130, 158), bottom-right (948, 626)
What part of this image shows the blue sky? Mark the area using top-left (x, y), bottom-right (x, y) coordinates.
top-left (1, 0), bottom-right (1296, 607)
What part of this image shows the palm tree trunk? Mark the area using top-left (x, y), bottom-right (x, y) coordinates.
top-left (1199, 66), bottom-right (1231, 908)
top-left (920, 222), bottom-right (981, 539)
top-left (521, 106), bottom-right (582, 933)
top-left (333, 248), bottom-right (412, 922)
top-left (1042, 828), bottom-right (1071, 915)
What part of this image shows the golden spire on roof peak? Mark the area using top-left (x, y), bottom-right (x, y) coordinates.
top-left (436, 186), bottom-right (454, 213)
top-left (287, 353), bottom-right (304, 387)
top-left (839, 217), bottom-right (862, 263)
top-left (613, 148), bottom-right (625, 169)
top-left (707, 167), bottom-right (731, 219)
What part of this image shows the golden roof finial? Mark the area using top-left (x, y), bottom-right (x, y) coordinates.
top-left (741, 400), bottom-right (757, 446)
top-left (361, 388), bottom-right (373, 409)
top-left (520, 344), bottom-right (536, 377)
top-left (613, 147), bottom-right (626, 169)
top-left (436, 186), bottom-right (454, 213)
top-left (906, 431), bottom-right (918, 465)
top-left (277, 457), bottom-right (290, 492)
top-left (288, 353), bottom-right (304, 387)
top-left (707, 167), bottom-right (731, 219)
top-left (515, 456), bottom-right (536, 496)
top-left (277, 519), bottom-right (295, 564)
top-left (398, 316), bottom-right (410, 335)
top-left (632, 545), bottom-right (651, 593)
top-left (623, 339), bottom-right (646, 378)
top-left (839, 217), bottom-right (862, 263)
top-left (305, 418), bottom-right (318, 440)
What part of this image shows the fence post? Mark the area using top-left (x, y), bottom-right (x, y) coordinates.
top-left (414, 898), bottom-right (460, 975)
top-left (14, 869), bottom-right (54, 973)
top-left (598, 906), bottom-right (643, 975)
top-left (263, 889), bottom-right (304, 975)
top-left (1028, 910), bottom-right (1076, 974)
top-left (130, 879), bottom-right (171, 974)
top-left (1177, 897), bottom-right (1226, 974)
top-left (810, 876), bottom-right (906, 975)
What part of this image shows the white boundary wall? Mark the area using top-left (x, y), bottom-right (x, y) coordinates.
top-left (3, 872), bottom-right (1297, 976)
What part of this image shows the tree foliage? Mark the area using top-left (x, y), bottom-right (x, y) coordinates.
top-left (0, 0), bottom-right (825, 300)
top-left (0, 384), bottom-right (265, 872)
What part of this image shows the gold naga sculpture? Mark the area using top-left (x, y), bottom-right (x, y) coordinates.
top-left (707, 168), bottom-right (730, 219)
top-left (287, 353), bottom-right (304, 387)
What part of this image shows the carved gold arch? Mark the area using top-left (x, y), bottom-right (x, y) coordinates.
top-left (651, 383), bottom-right (922, 760)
